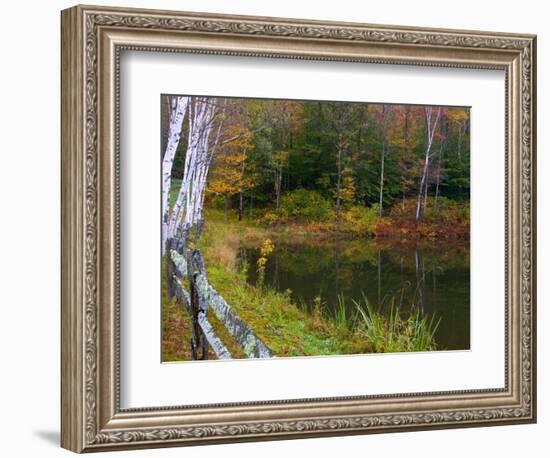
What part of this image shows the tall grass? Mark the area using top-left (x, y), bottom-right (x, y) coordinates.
top-left (318, 292), bottom-right (440, 353)
top-left (197, 211), bottom-right (442, 356)
top-left (333, 293), bottom-right (362, 330)
top-left (353, 294), bottom-right (440, 353)
top-left (334, 294), bottom-right (348, 329)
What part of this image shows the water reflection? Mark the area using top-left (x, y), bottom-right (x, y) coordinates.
top-left (239, 238), bottom-right (470, 350)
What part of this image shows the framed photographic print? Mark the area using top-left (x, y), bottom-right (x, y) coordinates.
top-left (61, 4), bottom-right (537, 453)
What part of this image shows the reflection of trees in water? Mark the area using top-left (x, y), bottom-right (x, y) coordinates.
top-left (277, 244), bottom-right (334, 275)
top-left (415, 250), bottom-right (424, 315)
top-left (239, 237), bottom-right (469, 350)
top-left (240, 238), bottom-right (467, 311)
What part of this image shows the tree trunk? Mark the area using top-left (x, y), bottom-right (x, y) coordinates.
top-left (379, 145), bottom-right (385, 216)
top-left (415, 107), bottom-right (441, 221)
top-left (224, 195), bottom-right (229, 222)
top-left (161, 96), bottom-right (188, 255)
top-left (168, 99), bottom-right (207, 236)
top-left (238, 108), bottom-right (248, 221)
top-left (168, 97), bottom-right (222, 236)
top-left (168, 98), bottom-right (223, 239)
top-left (434, 141), bottom-right (444, 211)
top-left (335, 140), bottom-right (343, 218)
top-left (416, 157), bottom-right (428, 221)
top-left (274, 121), bottom-right (287, 211)
top-left (423, 165), bottom-right (430, 214)
top-left (378, 105), bottom-right (390, 216)
top-left (274, 166), bottom-right (282, 210)
top-left (402, 106), bottom-right (410, 211)
top-left (238, 193), bottom-right (243, 221)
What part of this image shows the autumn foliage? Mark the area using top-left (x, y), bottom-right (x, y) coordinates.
top-left (163, 96), bottom-right (470, 240)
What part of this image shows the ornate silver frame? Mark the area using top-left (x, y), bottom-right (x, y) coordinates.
top-left (61, 4), bottom-right (537, 453)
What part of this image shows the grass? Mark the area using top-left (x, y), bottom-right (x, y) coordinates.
top-left (164, 158), bottom-right (461, 359)
top-left (162, 205), bottom-right (443, 360)
top-left (161, 258), bottom-right (195, 362)
top-left (161, 252), bottom-right (247, 361)
top-left (333, 294), bottom-right (357, 331)
top-left (205, 263), bottom-right (354, 356)
top-left (354, 295), bottom-right (440, 353)
top-left (192, 211), bottom-right (439, 357)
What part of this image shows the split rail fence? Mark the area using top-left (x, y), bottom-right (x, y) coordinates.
top-left (167, 237), bottom-right (273, 360)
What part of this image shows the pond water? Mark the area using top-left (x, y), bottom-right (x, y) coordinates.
top-left (239, 237), bottom-right (470, 351)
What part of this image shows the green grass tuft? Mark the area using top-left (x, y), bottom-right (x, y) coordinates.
top-left (354, 294), bottom-right (440, 353)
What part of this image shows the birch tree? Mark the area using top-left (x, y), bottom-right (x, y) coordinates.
top-left (161, 96), bottom-right (189, 255)
top-left (400, 105), bottom-right (417, 211)
top-left (415, 107), bottom-right (441, 221)
top-left (433, 117), bottom-right (449, 211)
top-left (168, 97), bottom-right (224, 240)
top-left (375, 104), bottom-right (392, 216)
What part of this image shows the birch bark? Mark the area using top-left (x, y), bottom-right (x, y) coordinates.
top-left (434, 138), bottom-right (445, 211)
top-left (401, 106), bottom-right (410, 211)
top-left (168, 100), bottom-right (202, 238)
top-left (415, 107), bottom-right (441, 221)
top-left (161, 96), bottom-right (189, 255)
top-left (168, 98), bottom-right (223, 240)
top-left (378, 105), bottom-right (390, 216)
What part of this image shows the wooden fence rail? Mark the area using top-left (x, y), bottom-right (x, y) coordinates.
top-left (167, 245), bottom-right (273, 360)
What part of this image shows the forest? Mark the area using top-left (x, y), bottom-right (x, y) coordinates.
top-left (161, 95), bottom-right (471, 361)
top-left (163, 97), bottom-right (470, 237)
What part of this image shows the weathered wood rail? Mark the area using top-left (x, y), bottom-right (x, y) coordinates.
top-left (167, 240), bottom-right (273, 360)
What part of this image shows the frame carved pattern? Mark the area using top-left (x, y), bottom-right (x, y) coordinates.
top-left (93, 407), bottom-right (529, 445)
top-left (61, 5), bottom-right (535, 452)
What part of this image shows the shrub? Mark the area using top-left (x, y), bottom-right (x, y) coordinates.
top-left (388, 196), bottom-right (469, 226)
top-left (424, 196), bottom-right (469, 225)
top-left (205, 194), bottom-right (226, 211)
top-left (258, 211), bottom-right (280, 226)
top-left (388, 197), bottom-right (418, 219)
top-left (342, 205), bottom-right (379, 235)
top-left (279, 188), bottom-right (333, 222)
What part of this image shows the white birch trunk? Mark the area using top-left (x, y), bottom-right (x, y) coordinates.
top-left (415, 107), bottom-right (441, 221)
top-left (161, 96), bottom-right (189, 255)
top-left (423, 164), bottom-right (430, 213)
top-left (168, 98), bottom-right (222, 240)
top-left (434, 141), bottom-right (444, 211)
top-left (378, 105), bottom-right (390, 216)
top-left (168, 100), bottom-right (207, 236)
top-left (188, 104), bottom-right (225, 230)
